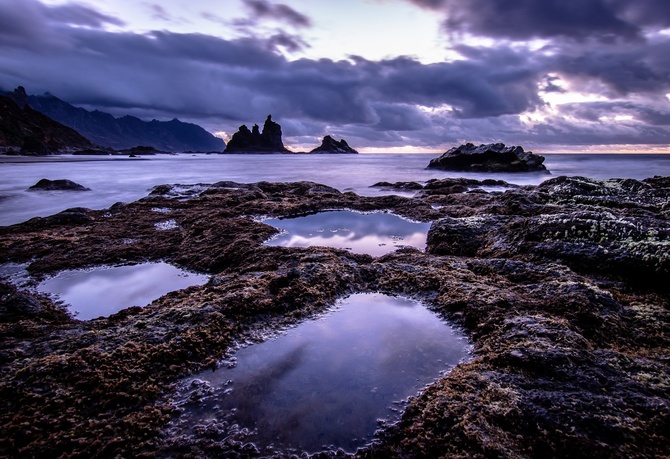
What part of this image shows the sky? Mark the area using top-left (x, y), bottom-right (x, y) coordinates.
top-left (1, 0), bottom-right (669, 153)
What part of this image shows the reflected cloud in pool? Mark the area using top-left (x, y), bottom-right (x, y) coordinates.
top-left (176, 293), bottom-right (470, 454)
top-left (38, 262), bottom-right (208, 320)
top-left (264, 210), bottom-right (431, 256)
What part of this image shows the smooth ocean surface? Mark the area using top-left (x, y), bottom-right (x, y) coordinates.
top-left (1, 153), bottom-right (669, 226)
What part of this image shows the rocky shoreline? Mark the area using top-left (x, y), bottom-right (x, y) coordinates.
top-left (0, 176), bottom-right (668, 457)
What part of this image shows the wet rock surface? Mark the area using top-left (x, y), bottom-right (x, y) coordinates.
top-left (0, 176), bottom-right (668, 458)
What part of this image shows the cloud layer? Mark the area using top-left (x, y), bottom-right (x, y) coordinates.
top-left (1, 0), bottom-right (669, 151)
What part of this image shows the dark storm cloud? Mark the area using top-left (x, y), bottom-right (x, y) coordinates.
top-left (559, 101), bottom-right (670, 126)
top-left (551, 41), bottom-right (670, 96)
top-left (370, 103), bottom-right (430, 131)
top-left (242, 0), bottom-right (312, 28)
top-left (607, 0), bottom-right (670, 29)
top-left (442, 0), bottom-right (638, 41)
top-left (0, 0), bottom-right (48, 48)
top-left (0, 0), bottom-right (124, 50)
top-left (407, 0), bottom-right (670, 42)
top-left (2, 0), bottom-right (670, 150)
top-left (406, 0), bottom-right (670, 40)
top-left (403, 0), bottom-right (447, 9)
top-left (369, 49), bottom-right (544, 118)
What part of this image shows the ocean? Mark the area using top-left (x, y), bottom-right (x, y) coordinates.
top-left (1, 153), bottom-right (669, 227)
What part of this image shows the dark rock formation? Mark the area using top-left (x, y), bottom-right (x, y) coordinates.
top-left (310, 135), bottom-right (359, 154)
top-left (28, 179), bottom-right (91, 191)
top-left (118, 146), bottom-right (165, 156)
top-left (0, 175), bottom-right (668, 458)
top-left (224, 115), bottom-right (290, 153)
top-left (8, 87), bottom-right (225, 152)
top-left (428, 142), bottom-right (547, 172)
top-left (0, 88), bottom-right (98, 155)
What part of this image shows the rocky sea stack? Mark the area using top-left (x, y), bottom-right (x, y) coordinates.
top-left (428, 142), bottom-right (547, 172)
top-left (310, 135), bottom-right (359, 154)
top-left (223, 115), bottom-right (290, 153)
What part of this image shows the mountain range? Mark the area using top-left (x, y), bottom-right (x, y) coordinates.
top-left (4, 87), bottom-right (225, 152)
top-left (0, 90), bottom-right (95, 155)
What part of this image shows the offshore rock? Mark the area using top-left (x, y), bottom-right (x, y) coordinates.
top-left (28, 178), bottom-right (91, 191)
top-left (224, 115), bottom-right (290, 153)
top-left (428, 142), bottom-right (547, 172)
top-left (310, 135), bottom-right (359, 154)
top-left (0, 176), bottom-right (668, 458)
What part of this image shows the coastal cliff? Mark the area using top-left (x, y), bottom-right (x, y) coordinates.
top-left (0, 87), bottom-right (99, 155)
top-left (17, 87), bottom-right (225, 152)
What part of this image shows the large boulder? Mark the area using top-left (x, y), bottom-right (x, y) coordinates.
top-left (310, 135), bottom-right (359, 154)
top-left (224, 115), bottom-right (290, 153)
top-left (28, 178), bottom-right (90, 191)
top-left (428, 143), bottom-right (547, 172)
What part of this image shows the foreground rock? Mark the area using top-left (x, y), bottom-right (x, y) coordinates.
top-left (428, 142), bottom-right (547, 172)
top-left (0, 176), bottom-right (668, 458)
top-left (27, 178), bottom-right (90, 191)
top-left (310, 135), bottom-right (359, 154)
top-left (223, 115), bottom-right (290, 153)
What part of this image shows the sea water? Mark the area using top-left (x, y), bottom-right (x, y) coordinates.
top-left (1, 153), bottom-right (669, 226)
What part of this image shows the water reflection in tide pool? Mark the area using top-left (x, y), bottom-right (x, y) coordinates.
top-left (176, 293), bottom-right (470, 454)
top-left (264, 210), bottom-right (432, 256)
top-left (38, 262), bottom-right (208, 320)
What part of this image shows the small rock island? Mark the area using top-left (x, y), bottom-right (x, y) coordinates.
top-left (310, 135), bottom-right (359, 154)
top-left (223, 115), bottom-right (290, 153)
top-left (27, 178), bottom-right (90, 191)
top-left (428, 142), bottom-right (547, 172)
